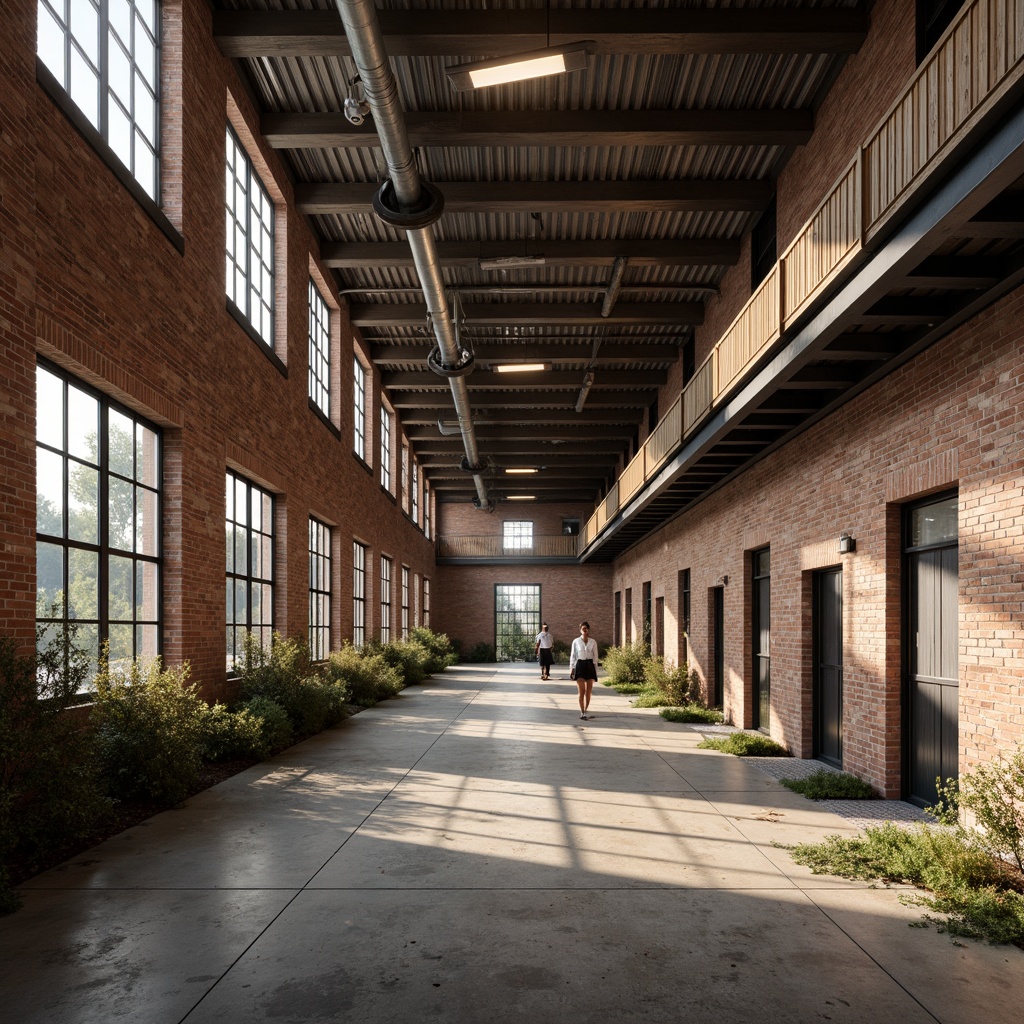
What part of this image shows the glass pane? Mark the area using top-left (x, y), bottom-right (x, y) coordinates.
top-left (250, 583), bottom-right (263, 625)
top-left (67, 463), bottom-right (99, 544)
top-left (137, 560), bottom-right (158, 620)
top-left (135, 25), bottom-right (156, 88)
top-left (235, 477), bottom-right (247, 524)
top-left (136, 486), bottom-right (158, 556)
top-left (108, 34), bottom-right (131, 104)
top-left (67, 385), bottom-right (98, 462)
top-left (136, 424), bottom-right (158, 486)
top-left (911, 497), bottom-right (958, 547)
top-left (261, 536), bottom-right (272, 581)
top-left (75, 622), bottom-right (99, 685)
top-left (70, 0), bottom-right (99, 63)
top-left (250, 534), bottom-right (261, 578)
top-left (108, 622), bottom-right (134, 665)
top-left (36, 448), bottom-right (65, 536)
top-left (135, 72), bottom-right (155, 138)
top-left (137, 0), bottom-right (157, 34)
top-left (234, 527), bottom-right (246, 574)
top-left (138, 624), bottom-right (158, 663)
top-left (36, 365), bottom-right (64, 448)
top-left (234, 579), bottom-right (246, 623)
top-left (69, 47), bottom-right (99, 128)
top-left (67, 547), bottom-right (98, 619)
top-left (225, 523), bottom-right (235, 572)
top-left (36, 540), bottom-right (65, 617)
top-left (225, 578), bottom-right (233, 620)
top-left (107, 99), bottom-right (132, 168)
top-left (108, 474), bottom-right (134, 550)
top-left (108, 553), bottom-right (133, 621)
top-left (108, 408), bottom-right (134, 477)
top-left (37, 6), bottom-right (67, 82)
top-left (134, 137), bottom-right (156, 200)
top-left (108, 0), bottom-right (131, 43)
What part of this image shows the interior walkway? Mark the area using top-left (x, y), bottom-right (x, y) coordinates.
top-left (2, 663), bottom-right (1021, 1023)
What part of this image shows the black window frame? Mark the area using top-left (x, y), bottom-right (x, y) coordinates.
top-left (308, 278), bottom-right (331, 420)
top-left (308, 516), bottom-right (332, 661)
top-left (380, 554), bottom-right (392, 643)
top-left (352, 540), bottom-right (366, 646)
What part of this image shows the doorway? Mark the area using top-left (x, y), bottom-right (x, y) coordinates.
top-left (905, 493), bottom-right (959, 807)
top-left (712, 587), bottom-right (724, 706)
top-left (752, 549), bottom-right (770, 732)
top-left (813, 567), bottom-right (843, 766)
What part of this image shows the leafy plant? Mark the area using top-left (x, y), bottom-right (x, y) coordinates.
top-left (325, 644), bottom-right (404, 707)
top-left (660, 704), bottom-right (725, 724)
top-left (602, 641), bottom-right (649, 689)
top-left (930, 749), bottom-right (1024, 873)
top-left (235, 696), bottom-right (294, 756)
top-left (788, 821), bottom-right (1024, 947)
top-left (409, 627), bottom-right (459, 673)
top-left (199, 702), bottom-right (272, 761)
top-left (550, 639), bottom-right (570, 665)
top-left (466, 642), bottom-right (496, 663)
top-left (644, 657), bottom-right (691, 705)
top-left (0, 621), bottom-right (110, 914)
top-left (364, 638), bottom-right (430, 685)
top-left (782, 770), bottom-right (875, 800)
top-left (91, 651), bottom-right (208, 806)
top-left (698, 732), bottom-right (789, 757)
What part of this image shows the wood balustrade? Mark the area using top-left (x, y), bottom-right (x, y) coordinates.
top-left (437, 534), bottom-right (581, 559)
top-left (579, 0), bottom-right (1024, 554)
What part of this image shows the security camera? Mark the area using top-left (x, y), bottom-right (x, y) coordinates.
top-left (344, 96), bottom-right (370, 126)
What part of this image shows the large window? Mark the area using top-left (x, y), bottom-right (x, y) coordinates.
top-left (422, 577), bottom-right (430, 628)
top-left (678, 568), bottom-right (691, 665)
top-left (624, 587), bottom-right (633, 644)
top-left (423, 482), bottom-right (431, 539)
top-left (495, 584), bottom-right (540, 661)
top-left (353, 357), bottom-right (367, 460)
top-left (352, 540), bottom-right (366, 646)
top-left (401, 441), bottom-right (410, 513)
top-left (503, 520), bottom-right (533, 551)
top-left (401, 565), bottom-right (410, 639)
top-left (37, 0), bottom-right (160, 200)
top-left (411, 460), bottom-right (419, 524)
top-left (225, 126), bottom-right (275, 347)
top-left (309, 517), bottom-right (331, 661)
top-left (36, 362), bottom-right (161, 680)
top-left (308, 279), bottom-right (330, 418)
top-left (380, 555), bottom-right (392, 643)
top-left (380, 406), bottom-right (392, 491)
top-left (226, 471), bottom-right (274, 669)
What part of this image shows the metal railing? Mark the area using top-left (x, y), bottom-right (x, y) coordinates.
top-left (581, 0), bottom-right (1024, 553)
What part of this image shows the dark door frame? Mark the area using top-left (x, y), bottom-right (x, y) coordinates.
top-left (812, 566), bottom-right (844, 767)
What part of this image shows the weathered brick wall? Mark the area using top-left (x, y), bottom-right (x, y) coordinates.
top-left (2, 0), bottom-right (434, 697)
top-left (610, 283), bottom-right (1024, 796)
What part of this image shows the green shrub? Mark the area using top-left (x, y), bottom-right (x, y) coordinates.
top-left (603, 641), bottom-right (650, 690)
top-left (364, 638), bottom-right (430, 685)
top-left (630, 688), bottom-right (672, 708)
top-left (91, 653), bottom-right (208, 806)
top-left (466, 642), bottom-right (496, 663)
top-left (0, 623), bottom-right (110, 913)
top-left (325, 645), bottom-right (404, 707)
top-left (644, 657), bottom-right (691, 705)
top-left (931, 748), bottom-right (1024, 873)
top-left (788, 821), bottom-right (1024, 946)
top-left (409, 627), bottom-right (459, 673)
top-left (660, 704), bottom-right (725, 724)
top-left (237, 697), bottom-right (294, 755)
top-left (782, 770), bottom-right (875, 800)
top-left (200, 703), bottom-right (270, 762)
top-left (550, 639), bottom-right (570, 665)
top-left (698, 732), bottom-right (789, 757)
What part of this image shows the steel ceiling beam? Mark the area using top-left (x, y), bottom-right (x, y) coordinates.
top-left (351, 302), bottom-right (703, 328)
top-left (383, 369), bottom-right (667, 389)
top-left (372, 342), bottom-right (682, 364)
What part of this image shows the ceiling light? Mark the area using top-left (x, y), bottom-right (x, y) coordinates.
top-left (446, 43), bottom-right (592, 91)
top-left (494, 363), bottom-right (548, 373)
top-left (507, 494), bottom-right (537, 501)
top-left (478, 255), bottom-right (546, 271)
top-left (505, 468), bottom-right (538, 475)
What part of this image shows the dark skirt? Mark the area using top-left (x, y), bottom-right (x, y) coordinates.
top-left (573, 658), bottom-right (596, 681)
top-left (538, 648), bottom-right (554, 667)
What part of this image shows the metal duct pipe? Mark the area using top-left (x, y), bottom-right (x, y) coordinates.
top-left (333, 0), bottom-right (490, 509)
top-left (600, 256), bottom-right (629, 317)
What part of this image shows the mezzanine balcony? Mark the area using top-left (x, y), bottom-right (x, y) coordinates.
top-left (436, 534), bottom-right (581, 564)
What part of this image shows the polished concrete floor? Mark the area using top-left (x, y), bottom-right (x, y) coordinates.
top-left (2, 663), bottom-right (1022, 1023)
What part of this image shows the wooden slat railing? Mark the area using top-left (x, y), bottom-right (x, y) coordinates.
top-left (437, 534), bottom-right (581, 559)
top-left (578, 0), bottom-right (1024, 554)
top-left (644, 394), bottom-right (683, 472)
top-left (863, 0), bottom-right (1024, 241)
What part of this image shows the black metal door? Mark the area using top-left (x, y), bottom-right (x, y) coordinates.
top-left (712, 587), bottom-right (724, 706)
top-left (906, 494), bottom-right (959, 807)
top-left (814, 568), bottom-right (843, 766)
top-left (752, 549), bottom-right (770, 732)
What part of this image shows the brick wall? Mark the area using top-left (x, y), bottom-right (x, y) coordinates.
top-left (609, 282), bottom-right (1024, 796)
top-left (2, 0), bottom-right (435, 697)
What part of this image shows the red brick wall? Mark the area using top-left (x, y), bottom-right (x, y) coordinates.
top-left (2, 0), bottom-right (434, 697)
top-left (610, 282), bottom-right (1024, 796)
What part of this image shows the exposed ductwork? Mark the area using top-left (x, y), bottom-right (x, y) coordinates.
top-left (333, 0), bottom-right (492, 510)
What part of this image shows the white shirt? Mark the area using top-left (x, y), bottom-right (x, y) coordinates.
top-left (535, 630), bottom-right (554, 649)
top-left (569, 635), bottom-right (598, 673)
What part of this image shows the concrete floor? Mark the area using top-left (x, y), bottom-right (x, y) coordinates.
top-left (2, 663), bottom-right (1022, 1023)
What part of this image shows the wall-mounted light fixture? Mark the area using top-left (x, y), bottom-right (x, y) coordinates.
top-left (446, 42), bottom-right (592, 91)
top-left (839, 533), bottom-right (857, 554)
top-left (717, 574), bottom-right (729, 587)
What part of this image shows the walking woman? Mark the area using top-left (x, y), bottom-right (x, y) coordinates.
top-left (569, 621), bottom-right (599, 719)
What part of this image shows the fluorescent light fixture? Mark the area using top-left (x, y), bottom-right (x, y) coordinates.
top-left (446, 42), bottom-right (592, 91)
top-left (507, 494), bottom-right (537, 500)
top-left (504, 468), bottom-right (538, 475)
top-left (478, 254), bottom-right (546, 271)
top-left (494, 362), bottom-right (548, 373)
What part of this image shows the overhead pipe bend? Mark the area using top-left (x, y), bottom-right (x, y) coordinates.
top-left (333, 0), bottom-right (491, 510)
